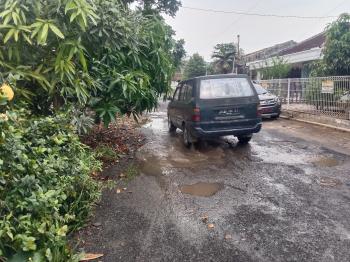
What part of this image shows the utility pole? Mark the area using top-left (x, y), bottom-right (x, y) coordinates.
top-left (236, 34), bottom-right (240, 74)
top-left (232, 38), bottom-right (235, 74)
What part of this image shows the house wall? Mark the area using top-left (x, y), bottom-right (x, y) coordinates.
top-left (247, 47), bottom-right (322, 71)
top-left (247, 47), bottom-right (323, 80)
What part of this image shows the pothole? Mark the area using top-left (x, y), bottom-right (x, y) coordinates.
top-left (318, 177), bottom-right (342, 187)
top-left (179, 182), bottom-right (224, 197)
top-left (139, 156), bottom-right (163, 177)
top-left (311, 157), bottom-right (339, 167)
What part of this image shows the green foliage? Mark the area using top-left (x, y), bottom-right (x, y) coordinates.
top-left (0, 0), bottom-right (178, 126)
top-left (304, 78), bottom-right (345, 108)
top-left (0, 110), bottom-right (101, 261)
top-left (172, 39), bottom-right (186, 70)
top-left (70, 108), bottom-right (95, 135)
top-left (125, 164), bottom-right (139, 181)
top-left (314, 13), bottom-right (350, 76)
top-left (183, 53), bottom-right (206, 79)
top-left (95, 145), bottom-right (119, 163)
top-left (88, 7), bottom-right (175, 125)
top-left (211, 43), bottom-right (237, 74)
top-left (122, 0), bottom-right (182, 17)
top-left (0, 0), bottom-right (99, 112)
top-left (260, 57), bottom-right (291, 80)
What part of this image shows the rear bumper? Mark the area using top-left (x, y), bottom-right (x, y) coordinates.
top-left (190, 121), bottom-right (262, 138)
top-left (261, 104), bottom-right (281, 118)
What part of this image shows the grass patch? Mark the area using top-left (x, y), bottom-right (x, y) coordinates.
top-left (94, 145), bottom-right (119, 163)
top-left (124, 164), bottom-right (139, 181)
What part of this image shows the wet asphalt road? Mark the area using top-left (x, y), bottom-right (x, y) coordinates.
top-left (81, 107), bottom-right (350, 262)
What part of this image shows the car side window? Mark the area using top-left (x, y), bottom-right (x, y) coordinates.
top-left (179, 83), bottom-right (193, 102)
top-left (173, 86), bottom-right (181, 101)
top-left (179, 84), bottom-right (187, 101)
top-left (185, 83), bottom-right (193, 102)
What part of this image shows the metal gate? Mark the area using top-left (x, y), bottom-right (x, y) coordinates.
top-left (257, 76), bottom-right (350, 121)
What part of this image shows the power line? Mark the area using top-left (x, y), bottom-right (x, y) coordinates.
top-left (181, 6), bottom-right (338, 19)
top-left (295, 0), bottom-right (347, 41)
top-left (214, 0), bottom-right (261, 38)
top-left (324, 0), bottom-right (348, 16)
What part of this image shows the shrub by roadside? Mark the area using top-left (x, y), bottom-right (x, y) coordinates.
top-left (0, 110), bottom-right (101, 261)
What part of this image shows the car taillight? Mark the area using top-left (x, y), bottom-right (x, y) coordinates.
top-left (192, 107), bottom-right (201, 122)
top-left (257, 103), bottom-right (262, 117)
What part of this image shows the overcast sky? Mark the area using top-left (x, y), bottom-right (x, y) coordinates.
top-left (164, 0), bottom-right (350, 61)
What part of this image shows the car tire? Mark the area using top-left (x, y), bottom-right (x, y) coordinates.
top-left (168, 116), bottom-right (176, 132)
top-left (237, 134), bottom-right (252, 144)
top-left (271, 114), bottom-right (280, 119)
top-left (183, 124), bottom-right (192, 148)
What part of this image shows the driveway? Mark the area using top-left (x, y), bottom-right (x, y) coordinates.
top-left (79, 107), bottom-right (350, 262)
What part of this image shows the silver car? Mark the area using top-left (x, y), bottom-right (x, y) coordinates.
top-left (254, 84), bottom-right (281, 119)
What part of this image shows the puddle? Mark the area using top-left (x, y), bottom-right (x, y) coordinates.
top-left (311, 157), bottom-right (339, 167)
top-left (318, 177), bottom-right (342, 187)
top-left (167, 144), bottom-right (227, 168)
top-left (179, 182), bottom-right (224, 197)
top-left (139, 156), bottom-right (163, 177)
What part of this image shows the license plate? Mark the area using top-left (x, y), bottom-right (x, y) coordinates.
top-left (261, 107), bottom-right (272, 113)
top-left (218, 108), bottom-right (239, 115)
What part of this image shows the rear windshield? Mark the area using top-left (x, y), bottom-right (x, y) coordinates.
top-left (200, 78), bottom-right (254, 99)
top-left (254, 84), bottom-right (268, 95)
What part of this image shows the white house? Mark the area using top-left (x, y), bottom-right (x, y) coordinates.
top-left (246, 32), bottom-right (326, 80)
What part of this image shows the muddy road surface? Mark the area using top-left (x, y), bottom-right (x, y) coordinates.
top-left (80, 108), bottom-right (350, 262)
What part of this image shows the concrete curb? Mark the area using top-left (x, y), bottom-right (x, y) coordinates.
top-left (279, 115), bottom-right (350, 133)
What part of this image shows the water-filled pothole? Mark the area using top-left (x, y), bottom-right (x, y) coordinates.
top-left (139, 156), bottom-right (163, 177)
top-left (318, 177), bottom-right (342, 187)
top-left (311, 157), bottom-right (339, 167)
top-left (180, 182), bottom-right (223, 197)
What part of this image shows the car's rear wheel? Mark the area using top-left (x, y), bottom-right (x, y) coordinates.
top-left (168, 116), bottom-right (176, 132)
top-left (237, 134), bottom-right (252, 144)
top-left (183, 125), bottom-right (192, 147)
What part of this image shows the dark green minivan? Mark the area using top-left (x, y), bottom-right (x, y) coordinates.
top-left (167, 74), bottom-right (262, 146)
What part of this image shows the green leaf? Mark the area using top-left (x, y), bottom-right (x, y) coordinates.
top-left (49, 24), bottom-right (64, 39)
top-left (7, 231), bottom-right (14, 240)
top-left (57, 225), bottom-right (68, 237)
top-left (70, 12), bottom-right (79, 22)
top-left (45, 248), bottom-right (53, 261)
top-left (0, 10), bottom-right (11, 18)
top-left (22, 236), bottom-right (37, 251)
top-left (14, 29), bottom-right (19, 41)
top-left (23, 33), bottom-right (32, 44)
top-left (39, 23), bottom-right (49, 44)
top-left (79, 50), bottom-right (87, 71)
top-left (65, 1), bottom-right (77, 14)
top-left (4, 28), bottom-right (15, 43)
top-left (30, 23), bottom-right (42, 39)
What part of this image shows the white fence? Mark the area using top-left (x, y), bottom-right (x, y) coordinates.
top-left (257, 76), bottom-right (350, 121)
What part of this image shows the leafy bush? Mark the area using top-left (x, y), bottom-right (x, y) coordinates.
top-left (183, 53), bottom-right (206, 79)
top-left (69, 108), bottom-right (95, 135)
top-left (260, 57), bottom-right (291, 80)
top-left (305, 78), bottom-right (344, 109)
top-left (0, 110), bottom-right (101, 261)
top-left (0, 0), bottom-right (182, 126)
